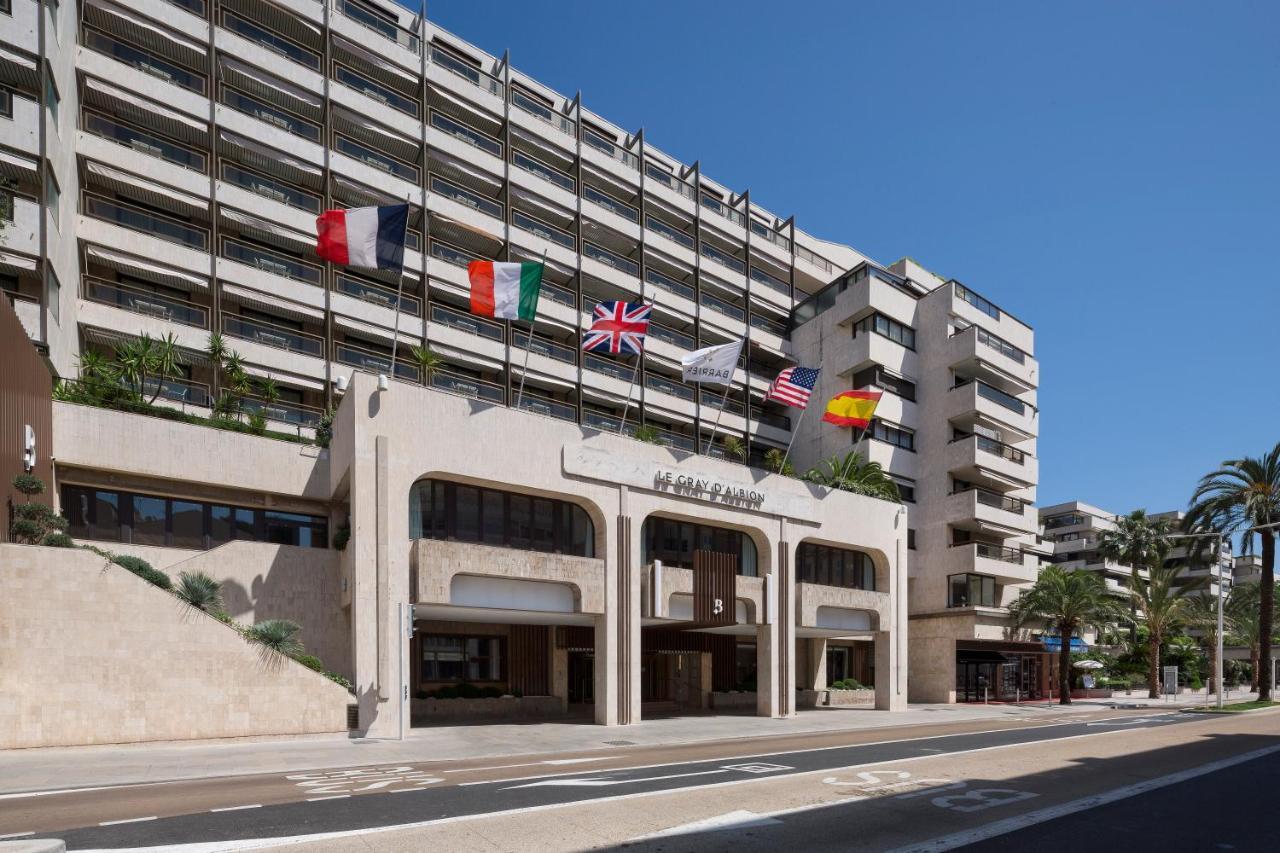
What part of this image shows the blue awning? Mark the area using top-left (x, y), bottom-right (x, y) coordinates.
top-left (1039, 636), bottom-right (1089, 652)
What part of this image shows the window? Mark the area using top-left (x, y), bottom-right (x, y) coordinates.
top-left (955, 282), bottom-right (1000, 320)
top-left (408, 479), bottom-right (595, 557)
top-left (892, 477), bottom-right (916, 503)
top-left (45, 268), bottom-right (59, 322)
top-left (43, 67), bottom-right (59, 128)
top-left (0, 87), bottom-right (11, 118)
top-left (61, 485), bottom-right (327, 549)
top-left (44, 172), bottom-right (59, 232)
top-left (1044, 513), bottom-right (1084, 530)
top-left (853, 312), bottom-right (915, 350)
top-left (868, 419), bottom-right (914, 452)
top-left (796, 542), bottom-right (875, 591)
top-left (642, 517), bottom-right (758, 577)
top-left (421, 635), bottom-right (504, 683)
top-left (949, 573), bottom-right (997, 608)
top-left (852, 365), bottom-right (916, 402)
top-left (907, 528), bottom-right (917, 550)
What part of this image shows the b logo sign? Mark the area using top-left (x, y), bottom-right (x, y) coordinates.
top-left (712, 598), bottom-right (724, 615)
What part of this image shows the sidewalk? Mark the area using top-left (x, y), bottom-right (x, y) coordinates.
top-left (0, 692), bottom-right (1252, 795)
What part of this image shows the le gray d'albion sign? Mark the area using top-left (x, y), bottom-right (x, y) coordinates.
top-left (654, 468), bottom-right (765, 505)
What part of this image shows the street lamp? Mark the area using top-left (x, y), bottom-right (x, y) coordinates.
top-left (1161, 531), bottom-right (1228, 709)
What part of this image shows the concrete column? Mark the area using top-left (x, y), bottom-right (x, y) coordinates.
top-left (805, 638), bottom-right (828, 691)
top-left (874, 629), bottom-right (906, 711)
top-left (551, 630), bottom-right (568, 713)
top-left (699, 652), bottom-right (713, 709)
top-left (364, 433), bottom-right (409, 738)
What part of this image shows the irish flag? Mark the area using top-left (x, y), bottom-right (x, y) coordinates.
top-left (468, 260), bottom-right (543, 321)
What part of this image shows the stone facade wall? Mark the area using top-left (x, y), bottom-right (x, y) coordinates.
top-left (0, 544), bottom-right (351, 748)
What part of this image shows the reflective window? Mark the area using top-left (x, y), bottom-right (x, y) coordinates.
top-left (421, 635), bottom-right (504, 683)
top-left (408, 479), bottom-right (595, 557)
top-left (949, 573), bottom-right (997, 608)
top-left (796, 542), bottom-right (875, 590)
top-left (642, 517), bottom-right (758, 577)
top-left (131, 495), bottom-right (167, 546)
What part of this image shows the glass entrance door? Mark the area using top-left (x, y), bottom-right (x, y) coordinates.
top-left (826, 646), bottom-right (851, 685)
top-left (567, 652), bottom-right (594, 704)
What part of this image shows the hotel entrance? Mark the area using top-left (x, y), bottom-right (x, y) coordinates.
top-left (955, 642), bottom-right (1047, 702)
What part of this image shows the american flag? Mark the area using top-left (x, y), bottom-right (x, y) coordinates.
top-left (582, 301), bottom-right (652, 355)
top-left (764, 366), bottom-right (820, 408)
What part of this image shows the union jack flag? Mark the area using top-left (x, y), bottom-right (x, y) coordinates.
top-left (582, 301), bottom-right (651, 356)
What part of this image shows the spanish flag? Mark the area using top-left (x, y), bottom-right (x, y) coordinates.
top-left (822, 390), bottom-right (883, 429)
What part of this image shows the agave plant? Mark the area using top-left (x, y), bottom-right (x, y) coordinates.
top-left (803, 451), bottom-right (900, 501)
top-left (245, 619), bottom-right (304, 657)
top-left (410, 345), bottom-right (444, 386)
top-left (174, 571), bottom-right (224, 613)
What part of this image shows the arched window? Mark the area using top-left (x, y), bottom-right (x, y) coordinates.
top-left (641, 517), bottom-right (758, 577)
top-left (796, 542), bottom-right (874, 591)
top-left (409, 479), bottom-right (594, 558)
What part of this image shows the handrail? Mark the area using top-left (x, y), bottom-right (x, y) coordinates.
top-left (582, 127), bottom-right (639, 169)
top-left (513, 329), bottom-right (576, 364)
top-left (81, 276), bottom-right (208, 328)
top-left (512, 209), bottom-right (575, 249)
top-left (429, 109), bottom-right (502, 157)
top-left (644, 162), bottom-right (694, 199)
top-left (334, 272), bottom-right (421, 316)
top-left (511, 149), bottom-right (575, 192)
top-left (950, 431), bottom-right (1027, 464)
top-left (82, 27), bottom-right (206, 94)
top-left (644, 268), bottom-right (695, 301)
top-left (430, 173), bottom-right (503, 218)
top-left (333, 63), bottom-right (419, 118)
top-left (583, 185), bottom-right (639, 222)
top-left (510, 88), bottom-right (575, 136)
top-left (220, 162), bottom-right (321, 213)
top-left (749, 313), bottom-right (786, 337)
top-left (583, 352), bottom-right (634, 382)
top-left (430, 301), bottom-right (504, 342)
top-left (221, 236), bottom-right (322, 285)
top-left (83, 192), bottom-right (209, 250)
top-left (430, 43), bottom-right (502, 97)
top-left (221, 9), bottom-right (320, 70)
top-left (700, 241), bottom-right (746, 274)
top-left (700, 193), bottom-right (746, 227)
top-left (82, 111), bottom-right (207, 173)
top-left (333, 340), bottom-right (420, 381)
top-left (749, 265), bottom-right (788, 294)
top-left (952, 484), bottom-right (1027, 513)
top-left (516, 392), bottom-right (576, 422)
top-left (427, 237), bottom-right (477, 268)
top-left (646, 215), bottom-right (695, 249)
top-left (700, 290), bottom-right (745, 321)
top-left (240, 395), bottom-right (324, 427)
top-left (223, 314), bottom-right (323, 356)
top-left (645, 373), bottom-right (694, 401)
top-left (219, 84), bottom-right (321, 142)
top-left (583, 241), bottom-right (638, 276)
top-left (431, 369), bottom-right (505, 404)
top-left (335, 0), bottom-right (420, 54)
top-left (334, 133), bottom-right (420, 182)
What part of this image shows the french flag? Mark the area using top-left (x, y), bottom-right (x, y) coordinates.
top-left (315, 204), bottom-right (409, 271)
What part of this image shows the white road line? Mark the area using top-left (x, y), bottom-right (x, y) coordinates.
top-left (444, 757), bottom-right (608, 774)
top-left (77, 720), bottom-right (1211, 853)
top-left (887, 742), bottom-right (1280, 853)
top-left (99, 816), bottom-right (157, 826)
top-left (210, 805), bottom-right (262, 812)
top-left (304, 795), bottom-right (349, 802)
top-left (0, 831), bottom-right (35, 839)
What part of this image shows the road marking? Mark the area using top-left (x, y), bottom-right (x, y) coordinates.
top-left (886, 742), bottom-right (1280, 853)
top-left (503, 768), bottom-right (728, 790)
top-left (443, 757), bottom-right (609, 774)
top-left (305, 795), bottom-right (350, 802)
top-left (111, 722), bottom-right (1211, 853)
top-left (210, 804), bottom-right (262, 812)
top-left (99, 816), bottom-right (157, 826)
top-left (631, 809), bottom-right (784, 839)
top-left (0, 831), bottom-right (34, 839)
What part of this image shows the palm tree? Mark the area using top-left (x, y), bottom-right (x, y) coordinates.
top-left (1097, 510), bottom-right (1173, 577)
top-left (245, 619), bottom-right (304, 657)
top-left (114, 336), bottom-right (157, 401)
top-left (764, 448), bottom-right (795, 477)
top-left (1183, 593), bottom-right (1229, 694)
top-left (1186, 443), bottom-right (1280, 700)
top-left (1130, 565), bottom-right (1203, 698)
top-left (175, 571), bottom-right (224, 613)
top-left (721, 436), bottom-right (747, 463)
top-left (631, 424), bottom-right (662, 445)
top-left (206, 332), bottom-right (228, 399)
top-left (410, 344), bottom-right (444, 386)
top-left (1007, 567), bottom-right (1126, 704)
top-left (803, 451), bottom-right (899, 501)
top-left (146, 332), bottom-right (186, 404)
top-left (1226, 582), bottom-right (1272, 691)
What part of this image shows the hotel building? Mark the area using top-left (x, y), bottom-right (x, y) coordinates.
top-left (0, 0), bottom-right (1042, 742)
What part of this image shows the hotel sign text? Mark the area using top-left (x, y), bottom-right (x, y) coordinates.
top-left (654, 469), bottom-right (765, 505)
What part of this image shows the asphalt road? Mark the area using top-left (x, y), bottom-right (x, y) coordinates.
top-left (4, 707), bottom-right (1230, 851)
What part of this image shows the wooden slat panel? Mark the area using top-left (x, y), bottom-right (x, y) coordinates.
top-left (0, 297), bottom-right (52, 541)
top-left (508, 624), bottom-right (549, 696)
top-left (693, 549), bottom-right (737, 626)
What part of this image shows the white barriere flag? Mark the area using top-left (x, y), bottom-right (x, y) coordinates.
top-left (680, 339), bottom-right (744, 385)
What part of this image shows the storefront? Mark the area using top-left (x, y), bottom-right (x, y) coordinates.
top-left (955, 641), bottom-right (1049, 702)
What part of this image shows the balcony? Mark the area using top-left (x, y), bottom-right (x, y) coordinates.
top-left (582, 241), bottom-right (639, 281)
top-left (83, 193), bottom-right (208, 252)
top-left (583, 352), bottom-right (635, 383)
top-left (429, 43), bottom-right (503, 100)
top-left (334, 272), bottom-right (421, 317)
top-left (429, 301), bottom-right (504, 341)
top-left (945, 542), bottom-right (1039, 584)
top-left (582, 127), bottom-right (640, 171)
top-left (512, 210), bottom-right (574, 250)
top-left (334, 0), bottom-right (420, 56)
top-left (429, 174), bottom-right (503, 220)
top-left (82, 277), bottom-right (208, 328)
top-left (946, 486), bottom-right (1037, 536)
top-left (946, 324), bottom-right (1037, 389)
top-left (513, 330), bottom-right (576, 365)
top-left (512, 149), bottom-right (575, 193)
top-left (223, 314), bottom-right (323, 358)
top-left (4, 291), bottom-right (41, 342)
top-left (239, 396), bottom-right (323, 429)
top-left (220, 163), bottom-right (320, 214)
top-left (220, 237), bottom-right (322, 287)
top-left (219, 85), bottom-right (321, 143)
top-left (429, 109), bottom-right (502, 159)
top-left (945, 432), bottom-right (1037, 489)
top-left (700, 290), bottom-right (745, 322)
top-left (430, 369), bottom-right (505, 405)
top-left (510, 88), bottom-right (575, 138)
top-left (516, 392), bottom-right (576, 423)
top-left (947, 378), bottom-right (1036, 440)
top-left (647, 321), bottom-right (695, 350)
top-left (82, 28), bottom-right (207, 95)
top-left (220, 10), bottom-right (320, 72)
top-left (82, 112), bottom-right (207, 174)
top-left (583, 185), bottom-right (639, 224)
top-left (334, 341), bottom-right (420, 382)
top-left (333, 134), bottom-right (420, 183)
top-left (644, 373), bottom-right (695, 403)
top-left (700, 193), bottom-right (746, 230)
top-left (332, 64), bottom-right (419, 120)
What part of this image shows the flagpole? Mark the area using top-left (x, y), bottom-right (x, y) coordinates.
top-left (615, 301), bottom-right (652, 437)
top-left (513, 248), bottom-right (548, 411)
top-left (777, 401), bottom-right (809, 475)
top-left (386, 197), bottom-right (411, 385)
top-left (703, 380), bottom-right (734, 456)
top-left (836, 424), bottom-right (870, 491)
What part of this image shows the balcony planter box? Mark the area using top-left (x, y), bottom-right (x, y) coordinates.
top-left (710, 690), bottom-right (756, 710)
top-left (825, 688), bottom-right (875, 706)
top-left (411, 695), bottom-right (564, 723)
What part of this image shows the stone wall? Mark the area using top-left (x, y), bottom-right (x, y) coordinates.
top-left (0, 544), bottom-right (351, 748)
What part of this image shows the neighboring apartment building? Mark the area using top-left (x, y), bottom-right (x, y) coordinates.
top-left (1039, 502), bottom-right (1232, 601)
top-left (1233, 554), bottom-right (1262, 585)
top-left (0, 0), bottom-right (1039, 715)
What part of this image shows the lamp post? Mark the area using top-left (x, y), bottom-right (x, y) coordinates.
top-left (1162, 531), bottom-right (1227, 709)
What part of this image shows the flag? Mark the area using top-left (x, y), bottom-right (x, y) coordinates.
top-left (822, 390), bottom-right (882, 429)
top-left (681, 339), bottom-right (743, 385)
top-left (582, 301), bottom-right (651, 355)
top-left (468, 260), bottom-right (543, 321)
top-left (315, 204), bottom-right (408, 271)
top-left (764, 366), bottom-right (820, 409)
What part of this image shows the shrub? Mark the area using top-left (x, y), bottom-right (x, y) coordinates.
top-left (11, 473), bottom-right (45, 498)
top-left (41, 532), bottom-right (75, 548)
top-left (511, 688), bottom-right (523, 699)
top-left (8, 478), bottom-right (69, 544)
top-left (332, 522), bottom-right (350, 551)
top-left (247, 412), bottom-right (267, 435)
top-left (324, 671), bottom-right (353, 691)
top-left (294, 654), bottom-right (325, 673)
top-left (455, 682), bottom-right (482, 699)
top-left (174, 571), bottom-right (224, 612)
top-left (245, 619), bottom-right (304, 657)
top-left (112, 555), bottom-right (172, 590)
top-left (433, 686), bottom-right (458, 700)
top-left (831, 678), bottom-right (865, 691)
top-left (480, 686), bottom-right (502, 698)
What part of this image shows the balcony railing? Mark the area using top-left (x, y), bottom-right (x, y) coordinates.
top-left (516, 392), bottom-right (576, 422)
top-left (430, 302), bottom-right (503, 342)
top-left (952, 432), bottom-right (1026, 465)
top-left (795, 244), bottom-right (833, 273)
top-left (82, 277), bottom-right (208, 328)
top-left (749, 313), bottom-right (786, 337)
top-left (646, 215), bottom-right (694, 249)
top-left (953, 484), bottom-right (1027, 514)
top-left (431, 369), bottom-right (505, 404)
top-left (510, 89), bottom-right (575, 136)
top-left (954, 377), bottom-right (1028, 415)
top-left (973, 542), bottom-right (1025, 564)
top-left (429, 109), bottom-right (502, 157)
top-left (223, 314), bottom-right (323, 357)
top-left (83, 193), bottom-right (208, 250)
top-left (750, 406), bottom-right (791, 431)
top-left (749, 265), bottom-right (789, 295)
top-left (582, 408), bottom-right (634, 434)
top-left (644, 162), bottom-right (694, 199)
top-left (700, 242), bottom-right (746, 274)
top-left (700, 193), bottom-right (746, 227)
top-left (83, 112), bottom-right (206, 173)
top-left (334, 64), bottom-right (419, 118)
top-left (513, 330), bottom-right (576, 364)
top-left (430, 44), bottom-right (502, 97)
top-left (239, 396), bottom-right (323, 428)
top-left (142, 375), bottom-right (210, 407)
top-left (220, 85), bottom-right (320, 142)
top-left (512, 210), bottom-right (574, 249)
top-left (975, 326), bottom-right (1027, 364)
top-left (221, 237), bottom-right (322, 285)
top-left (648, 425), bottom-right (696, 452)
top-left (83, 28), bottom-right (205, 93)
top-left (512, 149), bottom-right (575, 192)
top-left (583, 242), bottom-right (639, 277)
top-left (645, 269), bottom-right (695, 301)
top-left (700, 388), bottom-right (744, 415)
top-left (955, 282), bottom-right (1000, 320)
top-left (583, 352), bottom-right (634, 382)
top-left (750, 220), bottom-right (791, 252)
top-left (221, 11), bottom-right (320, 70)
top-left (700, 291), bottom-right (745, 321)
top-left (335, 0), bottom-right (420, 54)
top-left (335, 272), bottom-right (421, 316)
top-left (583, 185), bottom-right (639, 223)
top-left (430, 174), bottom-right (503, 218)
top-left (221, 163), bottom-right (320, 213)
top-left (647, 321), bottom-right (694, 349)
top-left (539, 280), bottom-right (576, 307)
top-left (335, 134), bottom-right (419, 182)
top-left (334, 341), bottom-right (420, 381)
top-left (582, 127), bottom-right (640, 170)
top-left (645, 373), bottom-right (694, 401)
top-left (427, 238), bottom-right (476, 269)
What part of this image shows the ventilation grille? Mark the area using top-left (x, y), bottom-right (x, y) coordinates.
top-left (346, 704), bottom-right (360, 730)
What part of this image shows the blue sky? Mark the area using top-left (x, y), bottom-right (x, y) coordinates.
top-left (413, 1), bottom-right (1279, 515)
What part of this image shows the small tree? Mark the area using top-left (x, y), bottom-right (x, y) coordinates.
top-left (410, 345), bottom-right (444, 386)
top-left (632, 424), bottom-right (663, 445)
top-left (721, 436), bottom-right (747, 463)
top-left (764, 448), bottom-right (795, 477)
top-left (1131, 565), bottom-right (1203, 698)
top-left (8, 475), bottom-right (69, 545)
